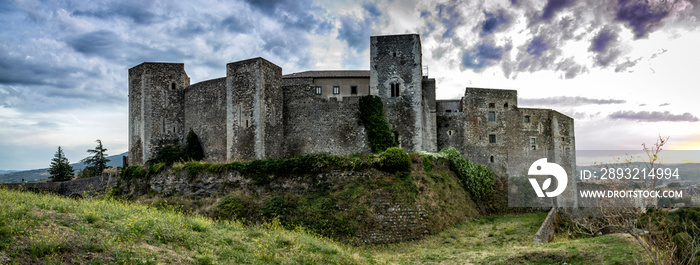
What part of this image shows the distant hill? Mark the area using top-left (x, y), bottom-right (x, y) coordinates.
top-left (0, 152), bottom-right (128, 183)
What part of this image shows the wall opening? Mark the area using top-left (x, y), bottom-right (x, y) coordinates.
top-left (490, 155), bottom-right (494, 163)
top-left (489, 134), bottom-right (496, 143)
top-left (351, 86), bottom-right (358, 95)
top-left (393, 131), bottom-right (400, 147)
top-left (524, 115), bottom-right (531, 123)
top-left (488, 111), bottom-right (495, 121)
top-left (390, 83), bottom-right (400, 97)
top-left (447, 130), bottom-right (454, 136)
top-left (488, 102), bottom-right (495, 108)
top-left (504, 102), bottom-right (508, 108)
top-left (171, 82), bottom-right (176, 90)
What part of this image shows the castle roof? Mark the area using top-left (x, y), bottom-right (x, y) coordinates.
top-left (282, 70), bottom-right (370, 79)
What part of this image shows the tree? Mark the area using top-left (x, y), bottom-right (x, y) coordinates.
top-left (564, 135), bottom-right (678, 265)
top-left (48, 146), bottom-right (74, 181)
top-left (183, 129), bottom-right (204, 161)
top-left (81, 139), bottom-right (109, 176)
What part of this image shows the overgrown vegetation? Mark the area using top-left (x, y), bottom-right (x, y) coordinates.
top-left (0, 188), bottom-right (644, 264)
top-left (150, 129), bottom-right (205, 165)
top-left (358, 95), bottom-right (396, 152)
top-left (0, 188), bottom-right (365, 264)
top-left (423, 147), bottom-right (495, 201)
top-left (127, 148), bottom-right (412, 185)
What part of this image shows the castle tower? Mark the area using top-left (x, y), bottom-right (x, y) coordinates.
top-left (370, 34), bottom-right (424, 151)
top-left (226, 58), bottom-right (283, 161)
top-left (128, 63), bottom-right (190, 166)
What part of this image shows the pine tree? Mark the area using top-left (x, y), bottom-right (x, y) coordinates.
top-left (183, 129), bottom-right (204, 161)
top-left (48, 146), bottom-right (74, 182)
top-left (81, 139), bottom-right (110, 176)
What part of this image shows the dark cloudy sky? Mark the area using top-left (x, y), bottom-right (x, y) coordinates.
top-left (1, 0), bottom-right (699, 169)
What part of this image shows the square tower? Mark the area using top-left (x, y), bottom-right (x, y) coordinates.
top-left (226, 58), bottom-right (283, 161)
top-left (370, 34), bottom-right (424, 151)
top-left (128, 63), bottom-right (189, 166)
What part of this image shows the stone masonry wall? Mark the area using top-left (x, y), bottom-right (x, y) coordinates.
top-left (421, 78), bottom-right (437, 152)
top-left (281, 78), bottom-right (371, 157)
top-left (226, 58), bottom-right (284, 161)
top-left (370, 34), bottom-right (424, 151)
top-left (184, 77), bottom-right (227, 162)
top-left (129, 63), bottom-right (189, 166)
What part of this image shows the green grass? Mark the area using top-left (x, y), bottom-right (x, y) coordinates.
top-left (0, 189), bottom-right (647, 264)
top-left (360, 212), bottom-right (646, 264)
top-left (0, 188), bottom-right (366, 264)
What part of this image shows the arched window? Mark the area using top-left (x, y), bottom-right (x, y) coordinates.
top-left (490, 155), bottom-right (494, 163)
top-left (504, 102), bottom-right (508, 108)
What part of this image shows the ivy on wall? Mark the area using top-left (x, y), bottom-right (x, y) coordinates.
top-left (439, 147), bottom-right (494, 201)
top-left (359, 95), bottom-right (397, 153)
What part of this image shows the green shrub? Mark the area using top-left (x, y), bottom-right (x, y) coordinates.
top-left (152, 145), bottom-right (183, 165)
top-left (183, 129), bottom-right (205, 161)
top-left (377, 147), bottom-right (410, 173)
top-left (217, 193), bottom-right (259, 221)
top-left (423, 156), bottom-right (433, 172)
top-left (359, 95), bottom-right (396, 152)
top-left (672, 232), bottom-right (694, 263)
top-left (439, 147), bottom-right (494, 201)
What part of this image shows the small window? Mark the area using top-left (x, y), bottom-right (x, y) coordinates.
top-left (477, 117), bottom-right (482, 125)
top-left (447, 130), bottom-right (454, 136)
top-left (488, 111), bottom-right (495, 121)
top-left (333, 86), bottom-right (340, 94)
top-left (390, 83), bottom-right (400, 97)
top-left (393, 52), bottom-right (396, 57)
top-left (490, 155), bottom-right (494, 163)
top-left (531, 145), bottom-right (536, 150)
top-left (446, 110), bottom-right (452, 113)
top-left (489, 134), bottom-right (496, 143)
top-left (524, 115), bottom-right (531, 123)
top-left (315, 86), bottom-right (322, 95)
top-left (351, 86), bottom-right (357, 95)
top-left (561, 137), bottom-right (565, 141)
top-left (488, 102), bottom-right (495, 108)
top-left (504, 102), bottom-right (508, 108)
top-left (530, 138), bottom-right (536, 144)
top-left (171, 82), bottom-right (176, 90)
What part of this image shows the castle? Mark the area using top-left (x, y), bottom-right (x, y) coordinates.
top-left (128, 34), bottom-right (576, 196)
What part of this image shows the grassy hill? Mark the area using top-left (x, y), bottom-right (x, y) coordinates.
top-left (0, 188), bottom-right (644, 264)
top-left (0, 152), bottom-right (128, 183)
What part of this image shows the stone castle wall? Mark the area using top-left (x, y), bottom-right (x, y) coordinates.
top-left (128, 63), bottom-right (189, 165)
top-left (370, 34), bottom-right (424, 151)
top-left (184, 77), bottom-right (227, 162)
top-left (281, 78), bottom-right (371, 157)
top-left (127, 35), bottom-right (576, 203)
